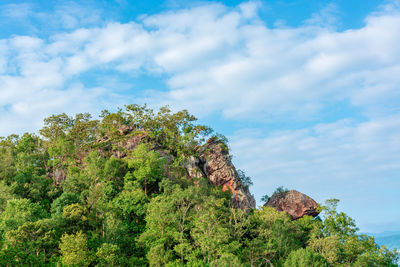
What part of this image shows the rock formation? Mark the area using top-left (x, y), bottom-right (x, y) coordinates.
top-left (185, 138), bottom-right (256, 210)
top-left (184, 156), bottom-right (205, 179)
top-left (110, 127), bottom-right (256, 210)
top-left (46, 121), bottom-right (318, 213)
top-left (99, 127), bottom-right (328, 213)
top-left (114, 132), bottom-right (149, 158)
top-left (264, 190), bottom-right (319, 220)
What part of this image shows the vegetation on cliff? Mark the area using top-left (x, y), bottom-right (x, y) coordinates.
top-left (0, 105), bottom-right (398, 266)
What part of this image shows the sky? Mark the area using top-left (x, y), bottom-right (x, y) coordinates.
top-left (0, 0), bottom-right (399, 233)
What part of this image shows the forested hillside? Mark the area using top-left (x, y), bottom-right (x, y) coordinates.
top-left (0, 105), bottom-right (398, 266)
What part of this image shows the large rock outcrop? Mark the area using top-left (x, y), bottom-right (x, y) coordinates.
top-left (264, 190), bottom-right (319, 220)
top-left (185, 139), bottom-right (256, 210)
top-left (98, 128), bottom-right (256, 210)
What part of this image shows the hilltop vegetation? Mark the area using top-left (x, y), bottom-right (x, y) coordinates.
top-left (0, 105), bottom-right (398, 266)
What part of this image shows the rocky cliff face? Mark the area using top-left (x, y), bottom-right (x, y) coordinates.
top-left (110, 127), bottom-right (256, 210)
top-left (264, 190), bottom-right (320, 219)
top-left (185, 139), bottom-right (256, 210)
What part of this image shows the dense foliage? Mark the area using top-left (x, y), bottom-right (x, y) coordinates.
top-left (0, 105), bottom-right (398, 266)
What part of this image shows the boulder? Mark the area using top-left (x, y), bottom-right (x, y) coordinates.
top-left (264, 190), bottom-right (319, 220)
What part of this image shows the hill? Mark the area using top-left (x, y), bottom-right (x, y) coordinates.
top-left (0, 105), bottom-right (398, 266)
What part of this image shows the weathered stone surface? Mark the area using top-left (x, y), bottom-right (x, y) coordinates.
top-left (98, 126), bottom-right (256, 210)
top-left (52, 168), bottom-right (66, 184)
top-left (184, 156), bottom-right (205, 179)
top-left (118, 125), bottom-right (135, 135)
top-left (122, 133), bottom-right (148, 150)
top-left (264, 190), bottom-right (319, 220)
top-left (196, 139), bottom-right (256, 210)
top-left (113, 133), bottom-right (149, 158)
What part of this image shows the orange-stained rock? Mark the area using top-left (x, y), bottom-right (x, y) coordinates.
top-left (264, 190), bottom-right (320, 220)
top-left (197, 140), bottom-right (256, 210)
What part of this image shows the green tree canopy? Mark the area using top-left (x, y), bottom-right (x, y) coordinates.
top-left (0, 105), bottom-right (397, 266)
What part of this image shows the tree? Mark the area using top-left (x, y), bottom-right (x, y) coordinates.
top-left (243, 207), bottom-right (302, 266)
top-left (39, 113), bottom-right (74, 142)
top-left (308, 199), bottom-right (399, 266)
top-left (191, 195), bottom-right (239, 264)
top-left (0, 135), bottom-right (18, 183)
top-left (59, 231), bottom-right (93, 266)
top-left (127, 144), bottom-right (166, 196)
top-left (237, 169), bottom-right (253, 188)
top-left (96, 243), bottom-right (125, 267)
top-left (4, 219), bottom-right (58, 262)
top-left (14, 133), bottom-right (46, 176)
top-left (322, 199), bottom-right (357, 238)
top-left (139, 185), bottom-right (193, 265)
top-left (210, 253), bottom-right (242, 267)
top-left (260, 194), bottom-right (270, 203)
top-left (284, 247), bottom-right (330, 267)
top-left (0, 199), bottom-right (47, 233)
top-left (50, 192), bottom-right (80, 216)
top-left (0, 182), bottom-right (16, 213)
top-left (63, 203), bottom-right (87, 226)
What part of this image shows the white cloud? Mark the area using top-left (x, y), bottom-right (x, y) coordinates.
top-left (0, 1), bottom-right (103, 37)
top-left (304, 3), bottom-right (340, 29)
top-left (1, 3), bottom-right (32, 19)
top-left (2, 1), bottom-right (399, 131)
top-left (0, 40), bottom-right (8, 74)
top-left (0, 82), bottom-right (126, 135)
top-left (229, 116), bottom-right (400, 232)
top-left (93, 1), bottom-right (394, 122)
top-left (55, 2), bottom-right (101, 29)
top-left (239, 1), bottom-right (261, 19)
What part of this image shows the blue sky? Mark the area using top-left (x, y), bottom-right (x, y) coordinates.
top-left (0, 0), bottom-right (399, 233)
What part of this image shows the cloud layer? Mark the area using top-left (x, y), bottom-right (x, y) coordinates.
top-left (1, 2), bottom-right (400, 133)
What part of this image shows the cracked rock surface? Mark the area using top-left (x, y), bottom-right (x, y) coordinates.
top-left (186, 139), bottom-right (256, 210)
